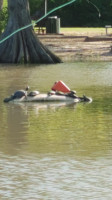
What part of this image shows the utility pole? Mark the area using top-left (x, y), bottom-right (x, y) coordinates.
top-left (45, 0), bottom-right (47, 15)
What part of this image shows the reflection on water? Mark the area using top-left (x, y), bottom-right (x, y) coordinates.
top-left (0, 62), bottom-right (112, 199)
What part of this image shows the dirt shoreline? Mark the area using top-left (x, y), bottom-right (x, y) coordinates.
top-left (38, 33), bottom-right (112, 62)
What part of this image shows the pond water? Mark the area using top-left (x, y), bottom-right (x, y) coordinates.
top-left (0, 62), bottom-right (112, 199)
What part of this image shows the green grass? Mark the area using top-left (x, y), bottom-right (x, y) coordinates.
top-left (60, 27), bottom-right (106, 35)
top-left (34, 27), bottom-right (107, 36)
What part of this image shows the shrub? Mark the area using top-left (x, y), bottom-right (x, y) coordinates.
top-left (0, 7), bottom-right (8, 34)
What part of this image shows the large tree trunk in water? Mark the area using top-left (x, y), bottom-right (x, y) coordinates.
top-left (0, 0), bottom-right (61, 64)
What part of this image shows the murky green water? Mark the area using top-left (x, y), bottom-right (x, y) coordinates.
top-left (0, 62), bottom-right (112, 199)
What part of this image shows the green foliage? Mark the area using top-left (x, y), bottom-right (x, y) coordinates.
top-left (0, 7), bottom-right (8, 34)
top-left (3, 0), bottom-right (7, 7)
top-left (0, 0), bottom-right (8, 34)
top-left (29, 0), bottom-right (43, 15)
top-left (29, 0), bottom-right (112, 27)
top-left (1, 0), bottom-right (112, 28)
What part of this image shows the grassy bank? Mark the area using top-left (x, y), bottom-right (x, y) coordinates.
top-left (35, 27), bottom-right (108, 36)
top-left (60, 27), bottom-right (107, 36)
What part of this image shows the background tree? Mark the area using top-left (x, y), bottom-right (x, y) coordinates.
top-left (0, 0), bottom-right (61, 64)
top-left (0, 0), bottom-right (3, 10)
top-left (30, 0), bottom-right (112, 27)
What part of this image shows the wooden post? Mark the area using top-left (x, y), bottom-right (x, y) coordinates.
top-left (105, 25), bottom-right (111, 35)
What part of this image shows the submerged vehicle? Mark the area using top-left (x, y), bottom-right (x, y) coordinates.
top-left (4, 81), bottom-right (92, 103)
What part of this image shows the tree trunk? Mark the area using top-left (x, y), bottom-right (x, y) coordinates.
top-left (0, 0), bottom-right (3, 10)
top-left (0, 0), bottom-right (61, 64)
